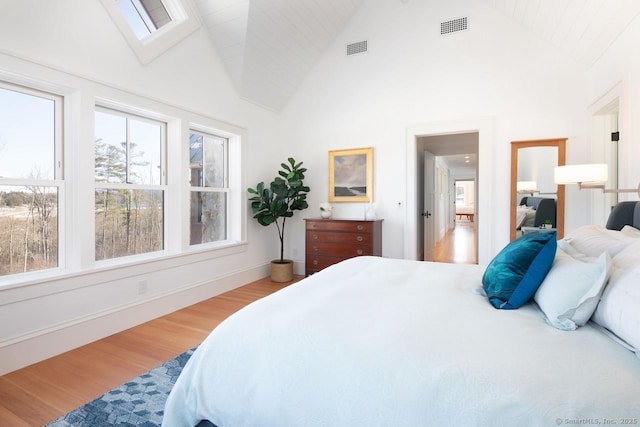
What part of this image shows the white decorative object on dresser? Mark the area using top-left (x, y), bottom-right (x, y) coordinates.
top-left (304, 219), bottom-right (382, 276)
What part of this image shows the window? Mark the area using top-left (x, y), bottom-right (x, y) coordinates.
top-left (455, 184), bottom-right (464, 203)
top-left (115, 0), bottom-right (172, 40)
top-left (100, 0), bottom-right (200, 64)
top-left (94, 107), bottom-right (166, 261)
top-left (188, 129), bottom-right (228, 246)
top-left (0, 83), bottom-right (63, 277)
top-left (455, 180), bottom-right (475, 206)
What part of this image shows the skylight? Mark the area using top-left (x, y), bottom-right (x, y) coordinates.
top-left (100, 0), bottom-right (200, 64)
top-left (115, 0), bottom-right (172, 40)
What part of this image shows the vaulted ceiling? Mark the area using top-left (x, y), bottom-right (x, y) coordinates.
top-left (485, 0), bottom-right (640, 66)
top-left (191, 0), bottom-right (640, 113)
top-left (193, 0), bottom-right (364, 112)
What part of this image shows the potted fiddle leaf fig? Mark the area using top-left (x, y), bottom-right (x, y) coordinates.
top-left (247, 158), bottom-right (310, 282)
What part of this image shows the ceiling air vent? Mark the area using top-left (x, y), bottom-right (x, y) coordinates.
top-left (440, 17), bottom-right (468, 35)
top-left (346, 40), bottom-right (368, 56)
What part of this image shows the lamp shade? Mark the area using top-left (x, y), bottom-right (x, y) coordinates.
top-left (554, 164), bottom-right (608, 184)
top-left (517, 181), bottom-right (537, 192)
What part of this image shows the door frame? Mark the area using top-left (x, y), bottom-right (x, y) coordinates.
top-left (423, 150), bottom-right (436, 261)
top-left (588, 81), bottom-right (624, 225)
top-left (404, 117), bottom-right (495, 265)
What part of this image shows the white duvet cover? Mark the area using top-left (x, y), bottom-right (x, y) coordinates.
top-left (163, 256), bottom-right (640, 427)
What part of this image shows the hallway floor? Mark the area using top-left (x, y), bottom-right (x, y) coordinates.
top-left (434, 219), bottom-right (477, 264)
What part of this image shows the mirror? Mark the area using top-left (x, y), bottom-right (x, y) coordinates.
top-left (510, 138), bottom-right (566, 241)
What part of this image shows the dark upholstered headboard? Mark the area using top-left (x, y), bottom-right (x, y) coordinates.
top-left (606, 201), bottom-right (640, 230)
top-left (519, 196), bottom-right (557, 228)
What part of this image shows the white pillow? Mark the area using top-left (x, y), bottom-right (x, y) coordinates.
top-left (515, 207), bottom-right (527, 229)
top-left (556, 239), bottom-right (594, 262)
top-left (621, 225), bottom-right (640, 238)
top-left (534, 248), bottom-right (611, 331)
top-left (592, 239), bottom-right (640, 352)
top-left (522, 207), bottom-right (536, 227)
top-left (562, 224), bottom-right (636, 258)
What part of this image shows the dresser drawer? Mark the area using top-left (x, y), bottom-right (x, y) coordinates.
top-left (306, 230), bottom-right (374, 245)
top-left (304, 218), bottom-right (382, 276)
top-left (305, 220), bottom-right (374, 233)
top-left (306, 241), bottom-right (373, 258)
top-left (305, 255), bottom-right (345, 274)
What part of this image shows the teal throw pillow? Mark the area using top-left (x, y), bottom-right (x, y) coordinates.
top-left (482, 232), bottom-right (557, 309)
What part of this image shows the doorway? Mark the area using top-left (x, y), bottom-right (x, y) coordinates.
top-left (590, 99), bottom-right (619, 224)
top-left (418, 133), bottom-right (478, 263)
top-left (404, 117), bottom-right (495, 265)
top-left (587, 81), bottom-right (623, 227)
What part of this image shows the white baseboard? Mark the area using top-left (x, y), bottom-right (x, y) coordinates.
top-left (0, 264), bottom-right (270, 375)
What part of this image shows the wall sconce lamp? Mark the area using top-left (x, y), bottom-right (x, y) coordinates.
top-left (554, 164), bottom-right (640, 196)
top-left (517, 181), bottom-right (538, 196)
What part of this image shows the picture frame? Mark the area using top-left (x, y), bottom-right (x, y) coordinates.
top-left (328, 147), bottom-right (373, 203)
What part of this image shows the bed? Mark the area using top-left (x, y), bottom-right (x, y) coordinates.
top-left (163, 202), bottom-right (640, 427)
top-left (515, 196), bottom-right (557, 235)
top-left (455, 203), bottom-right (474, 221)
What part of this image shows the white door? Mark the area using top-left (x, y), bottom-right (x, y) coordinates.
top-left (423, 151), bottom-right (436, 261)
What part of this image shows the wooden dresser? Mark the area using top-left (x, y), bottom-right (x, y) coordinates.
top-left (304, 219), bottom-right (383, 276)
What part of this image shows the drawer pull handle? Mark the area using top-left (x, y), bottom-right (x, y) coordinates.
top-left (356, 236), bottom-right (363, 242)
top-left (313, 246), bottom-right (318, 252)
top-left (313, 234), bottom-right (318, 240)
top-left (313, 260), bottom-right (318, 265)
top-left (357, 249), bottom-right (363, 255)
top-left (357, 225), bottom-right (364, 230)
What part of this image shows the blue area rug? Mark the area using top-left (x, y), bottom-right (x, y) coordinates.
top-left (46, 347), bottom-right (210, 427)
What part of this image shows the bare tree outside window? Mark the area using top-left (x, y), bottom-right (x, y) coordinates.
top-left (189, 131), bottom-right (228, 245)
top-left (1, 81), bottom-right (240, 281)
top-left (94, 108), bottom-right (165, 261)
top-left (0, 85), bottom-right (60, 277)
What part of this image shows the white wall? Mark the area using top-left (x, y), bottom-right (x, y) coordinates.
top-left (280, 0), bottom-right (588, 264)
top-left (1, 0), bottom-right (634, 375)
top-left (588, 14), bottom-right (640, 204)
top-left (0, 0), bottom-right (280, 374)
top-left (518, 146), bottom-right (558, 194)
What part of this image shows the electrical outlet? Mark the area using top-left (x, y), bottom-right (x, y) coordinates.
top-left (138, 280), bottom-right (148, 295)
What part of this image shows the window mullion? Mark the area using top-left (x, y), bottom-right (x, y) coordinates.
top-left (0, 178), bottom-right (64, 187)
top-left (224, 140), bottom-right (229, 188)
top-left (98, 182), bottom-right (167, 191)
top-left (55, 97), bottom-right (64, 180)
top-left (125, 117), bottom-right (131, 185)
top-left (191, 186), bottom-right (227, 193)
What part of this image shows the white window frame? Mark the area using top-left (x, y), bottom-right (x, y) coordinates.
top-left (99, 0), bottom-right (201, 64)
top-left (119, 0), bottom-right (171, 38)
top-left (185, 122), bottom-right (244, 250)
top-left (94, 104), bottom-right (168, 263)
top-left (0, 81), bottom-right (65, 280)
top-left (188, 127), bottom-right (229, 246)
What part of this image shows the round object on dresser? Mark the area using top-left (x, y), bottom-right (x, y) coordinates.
top-left (319, 202), bottom-right (332, 219)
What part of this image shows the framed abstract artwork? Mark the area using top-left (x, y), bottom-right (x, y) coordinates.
top-left (328, 147), bottom-right (373, 202)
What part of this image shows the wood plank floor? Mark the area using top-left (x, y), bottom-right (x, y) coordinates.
top-left (0, 227), bottom-right (477, 427)
top-left (0, 277), bottom-right (296, 427)
top-left (434, 219), bottom-right (477, 264)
